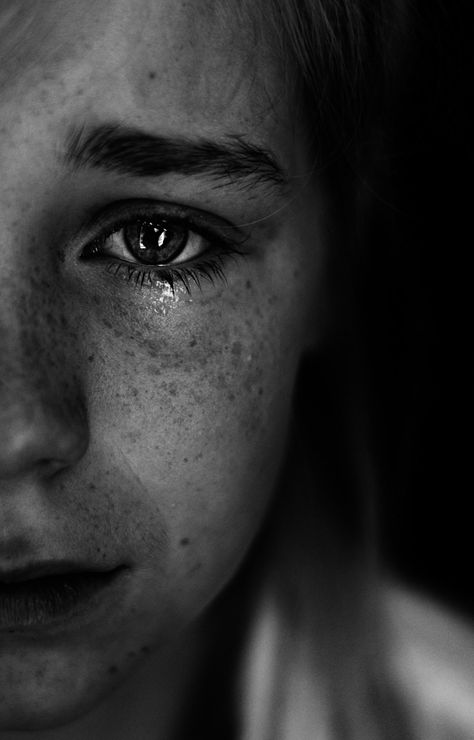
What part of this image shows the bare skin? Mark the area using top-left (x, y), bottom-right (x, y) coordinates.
top-left (0, 1), bottom-right (327, 737)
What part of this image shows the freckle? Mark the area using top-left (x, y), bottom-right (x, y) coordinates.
top-left (88, 483), bottom-right (96, 491)
top-left (125, 430), bottom-right (139, 444)
top-left (148, 70), bottom-right (156, 79)
top-left (189, 337), bottom-right (197, 347)
top-left (183, 457), bottom-right (188, 463)
top-left (88, 354), bottom-right (95, 363)
top-left (180, 538), bottom-right (190, 547)
top-left (188, 562), bottom-right (202, 575)
top-left (108, 665), bottom-right (118, 675)
top-left (258, 387), bottom-right (263, 396)
top-left (246, 280), bottom-right (252, 290)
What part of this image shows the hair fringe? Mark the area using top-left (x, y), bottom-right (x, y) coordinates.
top-left (238, 0), bottom-right (411, 166)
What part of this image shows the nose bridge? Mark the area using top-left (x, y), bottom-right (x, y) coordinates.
top-left (0, 271), bottom-right (65, 399)
top-left (0, 274), bottom-right (89, 480)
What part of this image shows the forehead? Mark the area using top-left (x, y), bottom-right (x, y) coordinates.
top-left (0, 0), bottom-right (293, 159)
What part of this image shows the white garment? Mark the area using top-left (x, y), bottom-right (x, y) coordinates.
top-left (240, 583), bottom-right (474, 740)
top-left (384, 585), bottom-right (474, 740)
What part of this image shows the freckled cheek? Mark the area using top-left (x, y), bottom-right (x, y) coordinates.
top-left (86, 292), bottom-right (278, 426)
top-left (77, 321), bottom-right (287, 616)
top-left (71, 293), bottom-right (299, 618)
top-left (87, 303), bottom-right (292, 509)
top-left (110, 327), bottom-right (282, 473)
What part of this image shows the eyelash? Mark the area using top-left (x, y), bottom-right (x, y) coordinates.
top-left (81, 204), bottom-right (247, 293)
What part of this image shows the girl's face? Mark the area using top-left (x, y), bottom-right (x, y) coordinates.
top-left (0, 0), bottom-right (326, 729)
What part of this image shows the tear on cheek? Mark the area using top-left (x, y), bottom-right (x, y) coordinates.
top-left (149, 283), bottom-right (184, 316)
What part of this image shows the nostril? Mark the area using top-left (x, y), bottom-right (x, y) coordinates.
top-left (36, 457), bottom-right (73, 478)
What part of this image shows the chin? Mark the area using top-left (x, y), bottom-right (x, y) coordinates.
top-left (0, 695), bottom-right (91, 733)
top-left (0, 646), bottom-right (119, 732)
top-left (0, 690), bottom-right (98, 733)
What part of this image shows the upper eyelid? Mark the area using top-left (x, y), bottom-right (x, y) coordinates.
top-left (79, 198), bottom-right (246, 245)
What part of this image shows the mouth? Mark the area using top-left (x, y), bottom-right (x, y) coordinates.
top-left (0, 563), bottom-right (126, 632)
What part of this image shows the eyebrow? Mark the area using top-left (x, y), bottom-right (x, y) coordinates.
top-left (64, 123), bottom-right (288, 195)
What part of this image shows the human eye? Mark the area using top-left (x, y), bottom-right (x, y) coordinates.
top-left (80, 200), bottom-right (247, 293)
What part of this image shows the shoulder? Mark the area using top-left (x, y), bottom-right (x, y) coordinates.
top-left (382, 582), bottom-right (474, 740)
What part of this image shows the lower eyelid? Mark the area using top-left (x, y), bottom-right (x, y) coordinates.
top-left (102, 254), bottom-right (231, 293)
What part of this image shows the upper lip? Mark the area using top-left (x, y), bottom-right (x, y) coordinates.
top-left (0, 561), bottom-right (114, 584)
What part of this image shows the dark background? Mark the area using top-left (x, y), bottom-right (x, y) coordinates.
top-left (366, 1), bottom-right (473, 618)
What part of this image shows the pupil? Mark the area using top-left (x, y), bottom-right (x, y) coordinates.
top-left (140, 222), bottom-right (165, 251)
top-left (129, 219), bottom-right (186, 264)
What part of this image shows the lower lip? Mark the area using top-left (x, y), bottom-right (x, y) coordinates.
top-left (0, 570), bottom-right (124, 632)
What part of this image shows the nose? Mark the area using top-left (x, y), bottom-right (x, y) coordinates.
top-left (0, 395), bottom-right (88, 481)
top-left (0, 258), bottom-right (89, 482)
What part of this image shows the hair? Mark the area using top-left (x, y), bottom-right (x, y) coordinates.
top-left (208, 2), bottom-right (414, 739)
top-left (248, 1), bottom-right (408, 157)
top-left (173, 2), bottom-right (413, 738)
